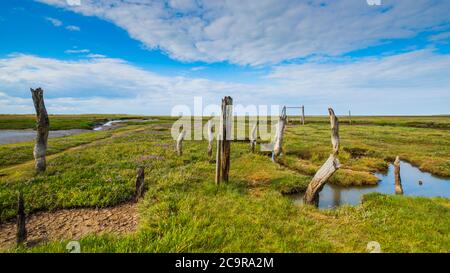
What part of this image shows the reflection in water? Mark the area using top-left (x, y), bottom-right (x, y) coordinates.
top-left (290, 161), bottom-right (450, 208)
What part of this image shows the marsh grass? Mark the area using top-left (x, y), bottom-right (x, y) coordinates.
top-left (0, 115), bottom-right (449, 252)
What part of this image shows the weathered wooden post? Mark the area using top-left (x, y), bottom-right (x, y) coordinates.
top-left (349, 110), bottom-right (352, 125)
top-left (176, 127), bottom-right (186, 156)
top-left (301, 105), bottom-right (305, 125)
top-left (215, 96), bottom-right (233, 184)
top-left (272, 106), bottom-right (287, 161)
top-left (135, 167), bottom-right (145, 201)
top-left (249, 121), bottom-right (258, 153)
top-left (31, 88), bottom-right (49, 172)
top-left (394, 156), bottom-right (404, 195)
top-left (16, 191), bottom-right (27, 245)
top-left (207, 119), bottom-right (214, 158)
top-left (304, 108), bottom-right (340, 206)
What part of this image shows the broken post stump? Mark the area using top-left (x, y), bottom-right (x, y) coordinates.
top-left (31, 88), bottom-right (49, 172)
top-left (16, 191), bottom-right (27, 245)
top-left (176, 128), bottom-right (186, 156)
top-left (301, 105), bottom-right (305, 125)
top-left (250, 121), bottom-right (258, 153)
top-left (349, 110), bottom-right (352, 125)
top-left (215, 96), bottom-right (233, 184)
top-left (304, 108), bottom-right (340, 206)
top-left (394, 156), bottom-right (404, 195)
top-left (207, 119), bottom-right (214, 158)
top-left (135, 167), bottom-right (145, 201)
top-left (273, 106), bottom-right (287, 161)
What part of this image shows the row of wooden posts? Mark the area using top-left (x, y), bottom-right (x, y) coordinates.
top-left (16, 90), bottom-right (403, 245)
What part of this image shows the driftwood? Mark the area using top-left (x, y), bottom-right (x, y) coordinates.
top-left (394, 156), bottom-right (404, 194)
top-left (215, 96), bottom-right (233, 184)
top-left (31, 88), bottom-right (49, 172)
top-left (135, 167), bottom-right (145, 201)
top-left (176, 129), bottom-right (187, 156)
top-left (249, 121), bottom-right (258, 153)
top-left (207, 119), bottom-right (214, 158)
top-left (16, 191), bottom-right (27, 245)
top-left (272, 107), bottom-right (287, 161)
top-left (304, 108), bottom-right (340, 206)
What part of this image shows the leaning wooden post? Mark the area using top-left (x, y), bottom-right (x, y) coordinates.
top-left (31, 88), bottom-right (49, 172)
top-left (215, 96), bottom-right (233, 184)
top-left (394, 156), bottom-right (404, 195)
top-left (134, 167), bottom-right (145, 202)
top-left (176, 127), bottom-right (186, 156)
top-left (301, 105), bottom-right (305, 125)
top-left (272, 106), bottom-right (287, 161)
top-left (207, 119), bottom-right (214, 158)
top-left (304, 108), bottom-right (340, 206)
top-left (16, 191), bottom-right (27, 245)
top-left (249, 121), bottom-right (258, 153)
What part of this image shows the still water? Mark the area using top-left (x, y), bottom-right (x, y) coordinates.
top-left (289, 161), bottom-right (450, 208)
top-left (0, 129), bottom-right (90, 145)
top-left (0, 120), bottom-right (135, 145)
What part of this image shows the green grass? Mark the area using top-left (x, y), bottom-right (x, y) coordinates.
top-left (0, 115), bottom-right (449, 252)
top-left (0, 130), bottom-right (112, 168)
top-left (287, 115), bottom-right (450, 129)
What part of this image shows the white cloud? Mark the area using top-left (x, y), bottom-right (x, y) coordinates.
top-left (65, 25), bottom-right (81, 31)
top-left (36, 0), bottom-right (450, 65)
top-left (0, 54), bottom-right (253, 114)
top-left (0, 50), bottom-right (449, 115)
top-left (45, 16), bottom-right (62, 27)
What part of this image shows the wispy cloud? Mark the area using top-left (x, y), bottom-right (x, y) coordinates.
top-left (64, 49), bottom-right (90, 54)
top-left (45, 16), bottom-right (62, 27)
top-left (65, 25), bottom-right (80, 31)
top-left (87, 54), bottom-right (106, 58)
top-left (191, 66), bottom-right (207, 71)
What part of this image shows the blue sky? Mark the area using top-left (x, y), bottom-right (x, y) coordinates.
top-left (0, 0), bottom-right (449, 115)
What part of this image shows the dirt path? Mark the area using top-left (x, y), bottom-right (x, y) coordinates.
top-left (0, 202), bottom-right (138, 250)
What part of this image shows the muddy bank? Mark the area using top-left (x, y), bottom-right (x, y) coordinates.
top-left (0, 203), bottom-right (137, 250)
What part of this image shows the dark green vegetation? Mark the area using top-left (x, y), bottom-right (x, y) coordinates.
top-left (0, 115), bottom-right (449, 252)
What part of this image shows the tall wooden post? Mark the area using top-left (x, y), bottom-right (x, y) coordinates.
top-left (304, 108), bottom-right (340, 206)
top-left (135, 167), bottom-right (145, 202)
top-left (301, 105), bottom-right (305, 125)
top-left (215, 96), bottom-right (233, 184)
top-left (16, 191), bottom-right (27, 245)
top-left (31, 88), bottom-right (49, 172)
top-left (394, 156), bottom-right (404, 195)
